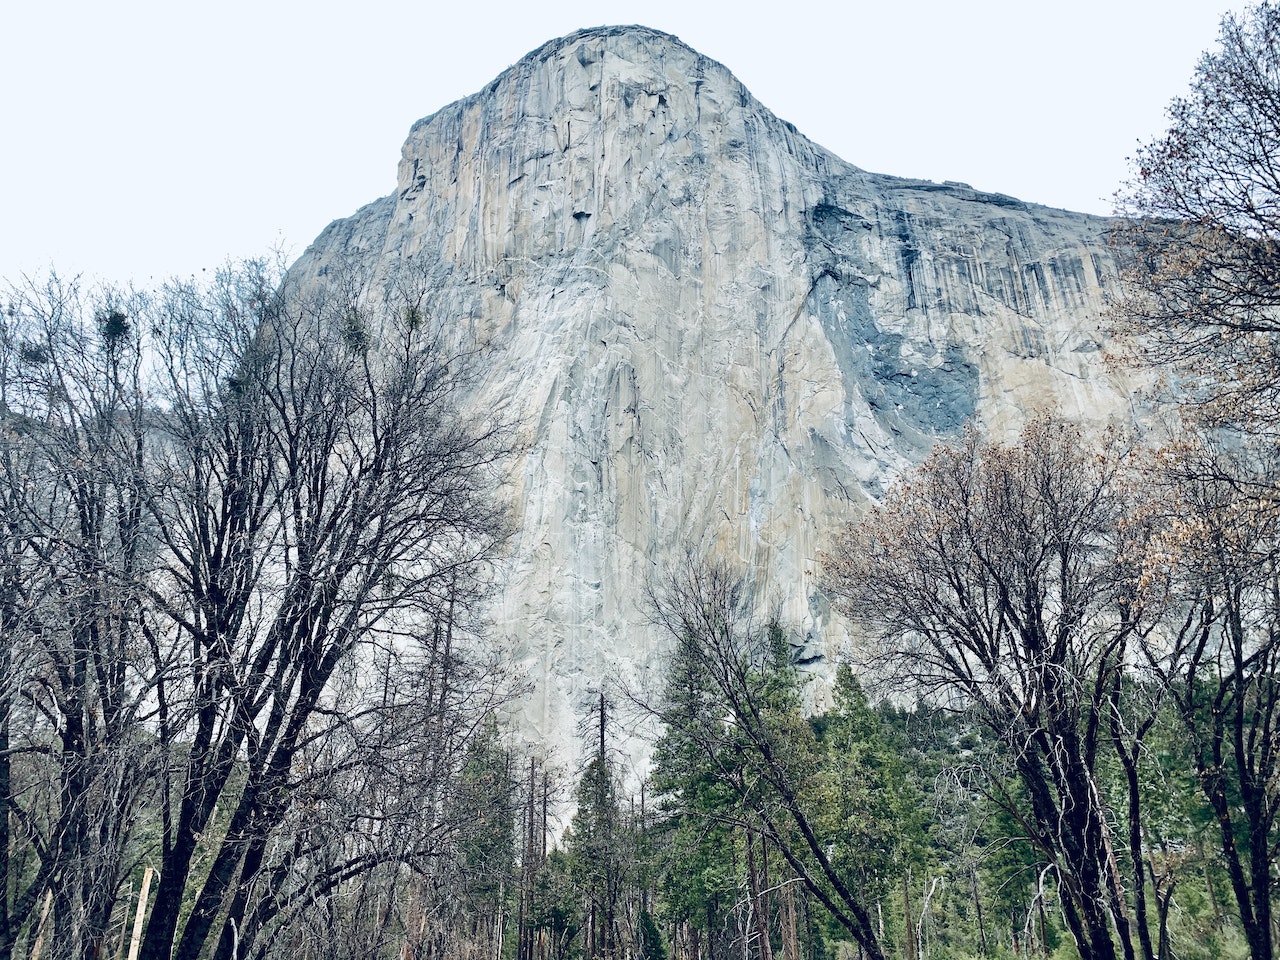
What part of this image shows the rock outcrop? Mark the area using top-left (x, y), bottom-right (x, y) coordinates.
top-left (290, 25), bottom-right (1137, 754)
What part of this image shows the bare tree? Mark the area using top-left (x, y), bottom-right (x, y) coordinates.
top-left (135, 260), bottom-right (511, 960)
top-left (1136, 437), bottom-right (1280, 960)
top-left (0, 275), bottom-right (162, 960)
top-left (233, 652), bottom-right (518, 960)
top-left (649, 558), bottom-right (890, 960)
top-left (1109, 10), bottom-right (1280, 956)
top-left (1112, 2), bottom-right (1280, 432)
top-left (824, 416), bottom-right (1155, 960)
top-left (1, 258), bottom-right (514, 960)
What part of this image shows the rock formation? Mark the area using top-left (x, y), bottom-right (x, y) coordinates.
top-left (289, 25), bottom-right (1138, 756)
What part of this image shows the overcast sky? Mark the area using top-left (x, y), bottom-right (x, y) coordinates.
top-left (0, 1), bottom-right (1241, 285)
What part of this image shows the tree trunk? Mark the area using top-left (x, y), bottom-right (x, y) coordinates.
top-left (901, 871), bottom-right (914, 960)
top-left (746, 835), bottom-right (772, 960)
top-left (970, 866), bottom-right (988, 957)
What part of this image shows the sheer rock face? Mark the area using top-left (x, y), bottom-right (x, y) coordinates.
top-left (291, 25), bottom-right (1136, 749)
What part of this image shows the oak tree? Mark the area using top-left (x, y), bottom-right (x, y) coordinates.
top-left (1114, 1), bottom-right (1280, 432)
top-left (825, 417), bottom-right (1155, 960)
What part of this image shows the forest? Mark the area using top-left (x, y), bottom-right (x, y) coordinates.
top-left (3, 5), bottom-right (1280, 960)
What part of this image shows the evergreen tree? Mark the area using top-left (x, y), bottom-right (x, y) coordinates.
top-left (568, 694), bottom-right (627, 960)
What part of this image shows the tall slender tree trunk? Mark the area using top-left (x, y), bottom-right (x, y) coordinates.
top-left (782, 882), bottom-right (799, 960)
top-left (970, 866), bottom-right (988, 957)
top-left (746, 835), bottom-right (772, 960)
top-left (901, 871), bottom-right (915, 960)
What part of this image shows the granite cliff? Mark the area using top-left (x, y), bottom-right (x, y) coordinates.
top-left (289, 25), bottom-right (1138, 752)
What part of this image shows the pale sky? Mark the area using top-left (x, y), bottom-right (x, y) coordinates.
top-left (1, 1), bottom-right (1240, 284)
